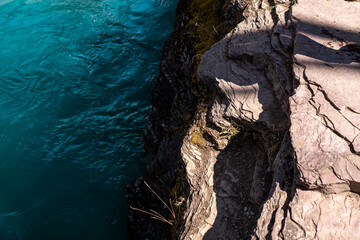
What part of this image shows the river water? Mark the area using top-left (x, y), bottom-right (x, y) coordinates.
top-left (0, 0), bottom-right (177, 239)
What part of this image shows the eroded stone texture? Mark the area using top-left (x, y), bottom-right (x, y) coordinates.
top-left (180, 0), bottom-right (295, 239)
top-left (290, 0), bottom-right (360, 192)
top-left (198, 0), bottom-right (292, 133)
top-left (181, 132), bottom-right (266, 240)
top-left (128, 0), bottom-right (360, 239)
top-left (192, 0), bottom-right (360, 239)
top-left (282, 190), bottom-right (360, 240)
top-left (255, 0), bottom-right (360, 239)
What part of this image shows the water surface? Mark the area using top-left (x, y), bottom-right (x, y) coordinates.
top-left (0, 0), bottom-right (177, 239)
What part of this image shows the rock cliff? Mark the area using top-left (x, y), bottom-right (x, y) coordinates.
top-left (127, 0), bottom-right (360, 239)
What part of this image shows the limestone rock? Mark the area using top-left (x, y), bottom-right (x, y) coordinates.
top-left (128, 0), bottom-right (360, 239)
top-left (181, 0), bottom-right (295, 239)
top-left (290, 0), bottom-right (360, 193)
top-left (282, 190), bottom-right (360, 240)
top-left (256, 0), bottom-right (360, 239)
top-left (198, 0), bottom-right (291, 133)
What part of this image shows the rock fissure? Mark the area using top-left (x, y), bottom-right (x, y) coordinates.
top-left (127, 0), bottom-right (360, 239)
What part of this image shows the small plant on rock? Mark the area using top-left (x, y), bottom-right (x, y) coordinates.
top-left (219, 126), bottom-right (237, 140)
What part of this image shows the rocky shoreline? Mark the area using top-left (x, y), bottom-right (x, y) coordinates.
top-left (127, 0), bottom-right (360, 239)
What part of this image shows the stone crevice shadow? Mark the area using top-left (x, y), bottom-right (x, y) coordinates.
top-left (203, 133), bottom-right (268, 240)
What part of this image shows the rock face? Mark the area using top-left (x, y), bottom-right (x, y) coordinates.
top-left (291, 0), bottom-right (360, 191)
top-left (259, 0), bottom-right (360, 238)
top-left (127, 0), bottom-right (360, 239)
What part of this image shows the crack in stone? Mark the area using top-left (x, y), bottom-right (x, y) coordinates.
top-left (298, 65), bottom-right (359, 158)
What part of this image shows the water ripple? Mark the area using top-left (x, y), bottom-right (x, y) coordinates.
top-left (0, 0), bottom-right (177, 239)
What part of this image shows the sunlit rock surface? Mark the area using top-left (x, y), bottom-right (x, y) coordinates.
top-left (128, 0), bottom-right (360, 239)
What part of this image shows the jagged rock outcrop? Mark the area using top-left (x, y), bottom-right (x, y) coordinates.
top-left (126, 0), bottom-right (244, 239)
top-left (127, 0), bottom-right (360, 239)
top-left (256, 0), bottom-right (360, 238)
top-left (180, 1), bottom-right (294, 239)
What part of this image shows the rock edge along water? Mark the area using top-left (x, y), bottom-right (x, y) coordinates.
top-left (126, 0), bottom-right (245, 238)
top-left (127, 0), bottom-right (360, 239)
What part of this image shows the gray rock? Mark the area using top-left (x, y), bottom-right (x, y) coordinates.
top-left (181, 1), bottom-right (294, 239)
top-left (290, 0), bottom-right (360, 193)
top-left (128, 0), bottom-right (360, 239)
top-left (256, 0), bottom-right (360, 239)
top-left (183, 0), bottom-right (360, 239)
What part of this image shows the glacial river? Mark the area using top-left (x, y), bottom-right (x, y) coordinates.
top-left (0, 0), bottom-right (177, 239)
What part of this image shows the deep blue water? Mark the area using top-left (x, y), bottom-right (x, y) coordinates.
top-left (0, 0), bottom-right (177, 239)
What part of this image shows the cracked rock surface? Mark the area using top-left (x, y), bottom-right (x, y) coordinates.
top-left (290, 0), bottom-right (360, 192)
top-left (186, 0), bottom-right (360, 239)
top-left (267, 0), bottom-right (360, 239)
top-left (127, 0), bottom-right (360, 239)
top-left (256, 0), bottom-right (360, 239)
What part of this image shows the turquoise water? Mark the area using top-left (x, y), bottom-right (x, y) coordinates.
top-left (0, 0), bottom-right (177, 239)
